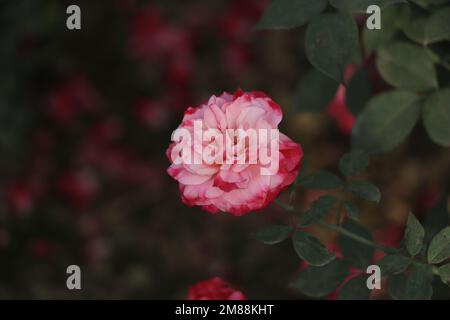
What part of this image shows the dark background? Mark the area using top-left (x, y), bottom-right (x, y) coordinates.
top-left (0, 0), bottom-right (449, 299)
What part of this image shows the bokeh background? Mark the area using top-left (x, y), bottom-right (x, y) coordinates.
top-left (0, 0), bottom-right (449, 299)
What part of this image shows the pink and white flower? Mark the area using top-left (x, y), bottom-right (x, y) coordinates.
top-left (167, 90), bottom-right (302, 216)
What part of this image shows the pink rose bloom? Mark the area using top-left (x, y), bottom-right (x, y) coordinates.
top-left (167, 90), bottom-right (302, 216)
top-left (187, 277), bottom-right (246, 300)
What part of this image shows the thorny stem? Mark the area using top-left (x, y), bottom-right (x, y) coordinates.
top-left (275, 199), bottom-right (399, 254)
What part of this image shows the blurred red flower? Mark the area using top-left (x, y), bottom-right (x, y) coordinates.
top-left (326, 65), bottom-right (358, 136)
top-left (6, 181), bottom-right (34, 215)
top-left (187, 277), bottom-right (246, 300)
top-left (56, 170), bottom-right (99, 210)
top-left (47, 74), bottom-right (103, 125)
top-left (28, 238), bottom-right (57, 260)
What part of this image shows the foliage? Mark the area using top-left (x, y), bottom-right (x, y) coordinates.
top-left (257, 0), bottom-right (450, 153)
top-left (253, 151), bottom-right (450, 299)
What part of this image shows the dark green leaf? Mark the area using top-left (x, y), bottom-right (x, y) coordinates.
top-left (337, 274), bottom-right (371, 300)
top-left (428, 226), bottom-right (450, 264)
top-left (329, 0), bottom-right (406, 12)
top-left (339, 150), bottom-right (369, 177)
top-left (376, 42), bottom-right (438, 91)
top-left (404, 212), bottom-right (425, 256)
top-left (352, 91), bottom-right (421, 153)
top-left (347, 181), bottom-right (381, 203)
top-left (425, 7), bottom-right (450, 44)
top-left (339, 220), bottom-right (374, 269)
top-left (300, 195), bottom-right (337, 226)
top-left (305, 13), bottom-right (358, 83)
top-left (378, 254), bottom-right (411, 275)
top-left (343, 201), bottom-right (359, 220)
top-left (402, 17), bottom-right (427, 45)
top-left (438, 263), bottom-right (450, 286)
top-left (405, 264), bottom-right (434, 300)
top-left (294, 69), bottom-right (339, 113)
top-left (255, 0), bottom-right (327, 30)
top-left (429, 0), bottom-right (450, 4)
top-left (291, 259), bottom-right (349, 297)
top-left (345, 69), bottom-right (373, 116)
top-left (300, 171), bottom-right (343, 189)
top-left (251, 225), bottom-right (293, 245)
top-left (388, 273), bottom-right (407, 300)
top-left (292, 231), bottom-right (336, 266)
top-left (423, 89), bottom-right (450, 147)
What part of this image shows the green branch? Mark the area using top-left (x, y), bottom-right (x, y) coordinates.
top-left (317, 221), bottom-right (398, 254)
top-left (275, 199), bottom-right (399, 254)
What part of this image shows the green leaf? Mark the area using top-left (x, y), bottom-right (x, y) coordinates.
top-left (423, 89), bottom-right (450, 147)
top-left (251, 225), bottom-right (293, 245)
top-left (343, 201), bottom-right (359, 220)
top-left (378, 254), bottom-right (411, 275)
top-left (292, 231), bottom-right (336, 266)
top-left (291, 259), bottom-right (349, 297)
top-left (404, 212), bottom-right (425, 256)
top-left (299, 170), bottom-right (343, 189)
top-left (305, 13), bottom-right (358, 83)
top-left (294, 69), bottom-right (339, 113)
top-left (405, 264), bottom-right (434, 300)
top-left (352, 91), bottom-right (421, 153)
top-left (347, 181), bottom-right (381, 203)
top-left (363, 26), bottom-right (396, 54)
top-left (339, 150), bottom-right (369, 177)
top-left (388, 273), bottom-right (407, 300)
top-left (255, 0), bottom-right (327, 30)
top-left (425, 7), bottom-right (450, 44)
top-left (339, 220), bottom-right (374, 269)
top-left (345, 69), bottom-right (373, 116)
top-left (337, 274), bottom-right (371, 300)
top-left (402, 17), bottom-right (428, 45)
top-left (376, 42), bottom-right (438, 91)
top-left (429, 0), bottom-right (450, 4)
top-left (438, 263), bottom-right (450, 286)
top-left (329, 0), bottom-right (406, 12)
top-left (300, 195), bottom-right (337, 226)
top-left (428, 226), bottom-right (450, 264)
top-left (410, 0), bottom-right (428, 8)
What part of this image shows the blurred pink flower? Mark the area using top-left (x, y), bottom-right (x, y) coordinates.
top-left (6, 181), bottom-right (34, 215)
top-left (57, 170), bottom-right (99, 210)
top-left (129, 5), bottom-right (192, 63)
top-left (47, 74), bottom-right (103, 125)
top-left (134, 98), bottom-right (170, 131)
